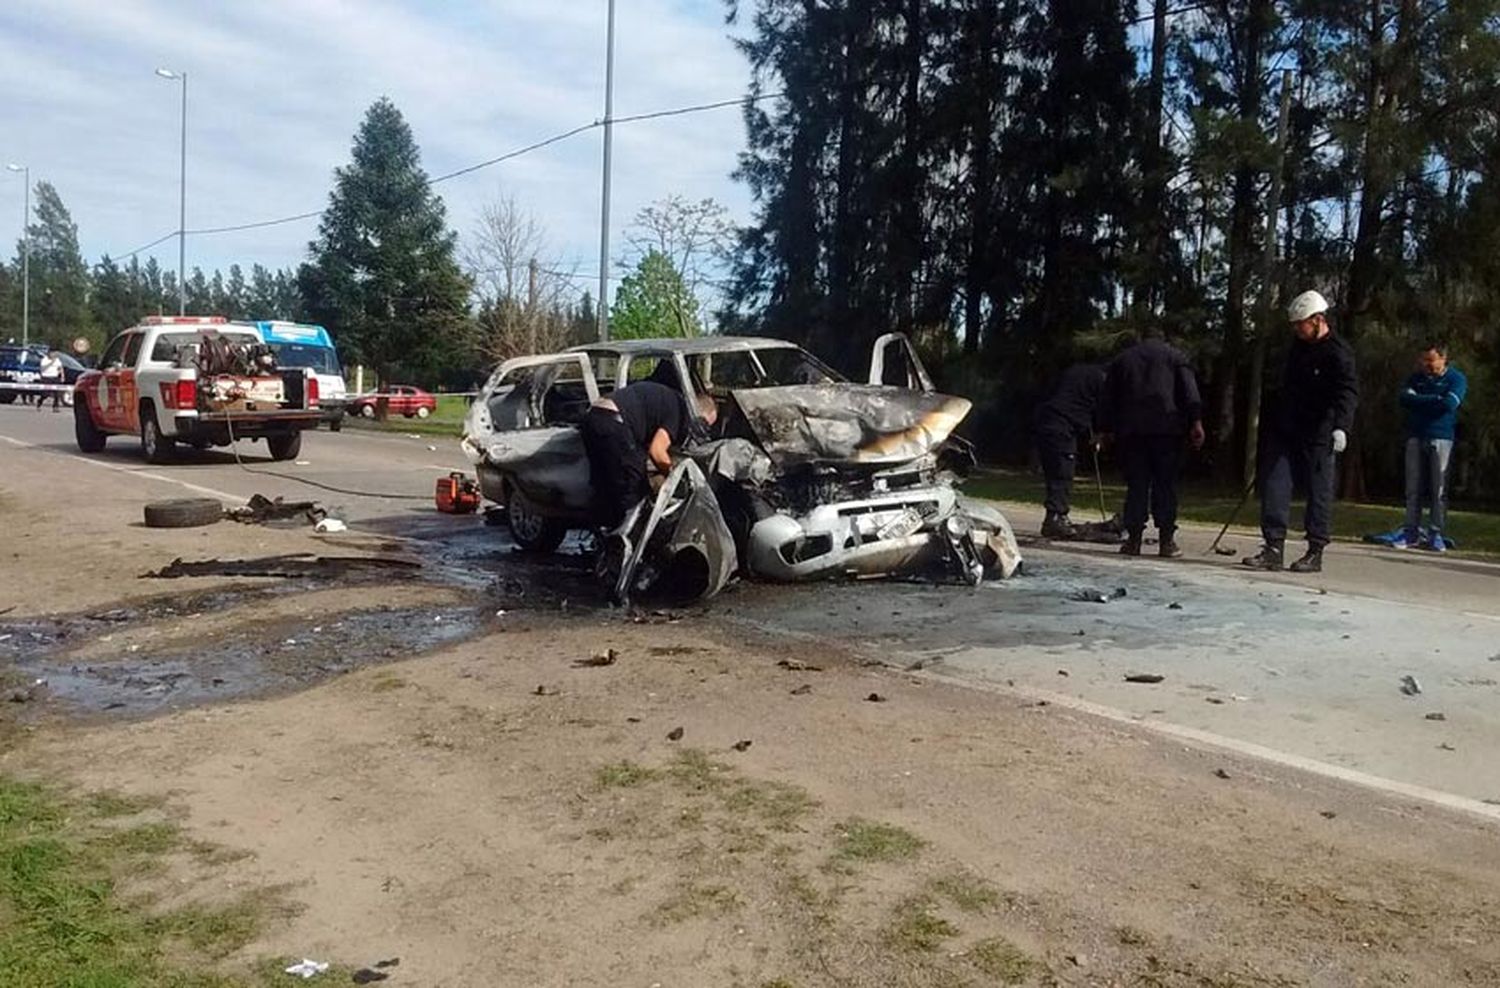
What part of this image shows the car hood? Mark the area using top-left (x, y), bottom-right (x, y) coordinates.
top-left (726, 384), bottom-right (972, 469)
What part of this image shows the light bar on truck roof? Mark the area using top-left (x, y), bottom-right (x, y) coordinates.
top-left (141, 315), bottom-right (228, 325)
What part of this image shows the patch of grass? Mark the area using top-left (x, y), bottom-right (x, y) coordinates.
top-left (665, 750), bottom-right (818, 832)
top-left (930, 871), bottom-right (1002, 914)
top-left (967, 936), bottom-right (1035, 983)
top-left (967, 467), bottom-right (1500, 556)
top-left (884, 896), bottom-right (960, 952)
top-left (652, 882), bottom-right (742, 925)
top-left (343, 393), bottom-right (469, 437)
top-left (595, 761), bottom-right (658, 789)
top-left (761, 980), bottom-right (799, 988)
top-left (833, 818), bottom-right (925, 863)
top-left (0, 776), bottom-right (295, 987)
top-left (369, 673), bottom-right (407, 693)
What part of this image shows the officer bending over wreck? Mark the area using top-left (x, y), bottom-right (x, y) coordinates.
top-left (580, 380), bottom-right (718, 530)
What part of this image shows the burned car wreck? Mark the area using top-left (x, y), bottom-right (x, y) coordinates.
top-left (460, 334), bottom-right (1021, 602)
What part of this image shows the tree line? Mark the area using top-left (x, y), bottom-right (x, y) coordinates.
top-left (720, 0), bottom-right (1500, 500)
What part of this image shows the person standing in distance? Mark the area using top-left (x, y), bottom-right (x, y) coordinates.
top-left (1033, 362), bottom-right (1107, 539)
top-left (1397, 341), bottom-right (1467, 551)
top-left (1243, 291), bottom-right (1359, 573)
top-left (1099, 329), bottom-right (1205, 558)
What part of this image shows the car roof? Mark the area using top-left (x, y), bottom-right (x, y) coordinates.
top-left (566, 336), bottom-right (803, 357)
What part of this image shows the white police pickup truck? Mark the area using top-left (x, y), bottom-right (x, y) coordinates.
top-left (73, 315), bottom-right (323, 463)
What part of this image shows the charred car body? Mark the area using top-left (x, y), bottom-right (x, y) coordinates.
top-left (461, 335), bottom-right (1020, 600)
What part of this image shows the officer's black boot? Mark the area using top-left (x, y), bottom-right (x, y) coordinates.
top-left (1120, 531), bottom-right (1143, 556)
top-left (1158, 528), bottom-right (1182, 558)
top-left (1242, 542), bottom-right (1284, 571)
top-left (1289, 545), bottom-right (1324, 573)
top-left (1041, 512), bottom-right (1076, 539)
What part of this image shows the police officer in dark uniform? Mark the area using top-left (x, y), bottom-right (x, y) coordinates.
top-left (579, 381), bottom-right (717, 530)
top-left (1243, 290), bottom-right (1359, 574)
top-left (1101, 329), bottom-right (1205, 558)
top-left (1034, 363), bottom-right (1106, 538)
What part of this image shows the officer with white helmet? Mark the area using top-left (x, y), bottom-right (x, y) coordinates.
top-left (1243, 290), bottom-right (1360, 573)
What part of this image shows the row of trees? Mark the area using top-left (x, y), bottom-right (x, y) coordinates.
top-left (722, 0), bottom-right (1500, 499)
top-left (3, 99), bottom-right (717, 385)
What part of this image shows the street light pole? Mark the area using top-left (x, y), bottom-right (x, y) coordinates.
top-left (596, 0), bottom-right (616, 343)
top-left (4, 163), bottom-right (28, 347)
top-left (156, 67), bottom-right (188, 315)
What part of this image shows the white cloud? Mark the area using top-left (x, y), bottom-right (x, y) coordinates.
top-left (1, 0), bottom-right (753, 305)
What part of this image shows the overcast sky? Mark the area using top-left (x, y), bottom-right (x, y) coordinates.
top-left (2, 0), bottom-right (754, 299)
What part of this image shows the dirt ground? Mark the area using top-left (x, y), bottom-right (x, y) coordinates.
top-left (4, 461), bottom-right (1500, 987)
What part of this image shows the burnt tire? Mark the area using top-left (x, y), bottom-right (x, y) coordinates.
top-left (143, 498), bottom-right (223, 528)
top-left (266, 432), bottom-right (302, 461)
top-left (74, 401), bottom-right (107, 453)
top-left (507, 490), bottom-right (568, 553)
top-left (140, 405), bottom-right (175, 464)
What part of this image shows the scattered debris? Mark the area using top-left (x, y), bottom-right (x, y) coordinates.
top-left (1066, 953), bottom-right (1089, 968)
top-left (790, 684), bottom-right (812, 696)
top-left (732, 739), bottom-right (753, 752)
top-left (1124, 673), bottom-right (1165, 684)
top-left (227, 493), bottom-right (325, 526)
top-left (314, 518), bottom-right (349, 534)
top-left (86, 609), bottom-right (134, 623)
top-left (145, 554), bottom-right (419, 580)
top-left (1205, 696), bottom-right (1225, 705)
top-left (778, 659), bottom-right (824, 672)
top-left (1167, 602), bottom-right (1183, 610)
top-left (1438, 743), bottom-right (1456, 751)
top-left (284, 959), bottom-right (330, 979)
top-left (1072, 587), bottom-right (1127, 604)
top-left (1057, 669), bottom-right (1070, 677)
top-left (865, 692), bottom-right (888, 703)
top-left (1399, 675), bottom-right (1423, 696)
top-left (1424, 712), bottom-right (1447, 721)
top-left (666, 726), bottom-right (684, 741)
top-left (352, 969), bottom-right (390, 984)
top-left (1320, 810), bottom-right (1338, 819)
top-left (6, 678), bottom-right (46, 703)
top-left (574, 648), bottom-right (618, 668)
top-left (1213, 768), bottom-right (1231, 780)
top-left (374, 959), bottom-right (400, 970)
top-left (532, 685), bottom-right (558, 697)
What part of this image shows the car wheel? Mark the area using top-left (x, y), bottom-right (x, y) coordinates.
top-left (140, 405), bottom-right (175, 464)
top-left (329, 416), bottom-right (343, 432)
top-left (267, 432), bottom-right (302, 461)
top-left (360, 404), bottom-right (376, 418)
top-left (74, 401), bottom-right (107, 453)
top-left (507, 489), bottom-right (567, 553)
top-left (416, 406), bottom-right (431, 419)
top-left (143, 498), bottom-right (223, 528)
top-left (0, 393), bottom-right (15, 405)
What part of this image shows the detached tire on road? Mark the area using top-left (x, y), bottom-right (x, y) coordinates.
top-left (144, 498), bottom-right (224, 529)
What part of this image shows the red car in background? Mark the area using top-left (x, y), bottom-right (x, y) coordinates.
top-left (349, 385), bottom-right (438, 419)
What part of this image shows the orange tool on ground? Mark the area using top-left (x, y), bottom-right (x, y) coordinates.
top-left (435, 472), bottom-right (481, 514)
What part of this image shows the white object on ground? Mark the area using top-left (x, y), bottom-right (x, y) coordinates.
top-left (295, 460), bottom-right (311, 465)
top-left (314, 518), bottom-right (348, 534)
top-left (284, 959), bottom-right (329, 978)
top-left (426, 445), bottom-right (437, 451)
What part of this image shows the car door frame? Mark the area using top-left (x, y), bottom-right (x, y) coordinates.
top-left (868, 332), bottom-right (935, 393)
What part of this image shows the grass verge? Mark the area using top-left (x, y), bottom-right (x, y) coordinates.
top-left (0, 776), bottom-right (298, 987)
top-left (965, 467), bottom-right (1500, 555)
top-left (341, 393), bottom-right (469, 438)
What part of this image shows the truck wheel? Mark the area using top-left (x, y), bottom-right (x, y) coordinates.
top-left (143, 498), bottom-right (223, 528)
top-left (329, 415), bottom-right (343, 433)
top-left (267, 432), bottom-right (302, 461)
top-left (74, 401), bottom-right (107, 453)
top-left (140, 404), bottom-right (175, 464)
top-left (0, 392), bottom-right (16, 405)
top-left (507, 489), bottom-right (568, 553)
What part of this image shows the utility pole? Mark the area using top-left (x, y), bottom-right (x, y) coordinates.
top-left (5, 163), bottom-right (28, 346)
top-left (1243, 70), bottom-right (1294, 485)
top-left (596, 0), bottom-right (617, 343)
top-left (156, 67), bottom-right (188, 315)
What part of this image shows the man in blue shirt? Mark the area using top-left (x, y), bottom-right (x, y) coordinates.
top-left (1397, 342), bottom-right (1467, 551)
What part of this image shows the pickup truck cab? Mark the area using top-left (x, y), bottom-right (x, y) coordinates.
top-left (74, 315), bottom-right (322, 463)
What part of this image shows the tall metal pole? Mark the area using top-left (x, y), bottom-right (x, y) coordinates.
top-left (177, 71), bottom-right (188, 315)
top-left (19, 167), bottom-right (28, 347)
top-left (596, 0), bottom-right (616, 343)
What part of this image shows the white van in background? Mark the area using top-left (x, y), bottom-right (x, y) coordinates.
top-left (249, 321), bottom-right (348, 430)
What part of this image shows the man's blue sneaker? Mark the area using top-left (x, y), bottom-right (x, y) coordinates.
top-left (1390, 530), bottom-right (1417, 549)
top-left (1424, 535), bottom-right (1449, 553)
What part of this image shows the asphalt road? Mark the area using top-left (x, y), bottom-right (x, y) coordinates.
top-left (4, 403), bottom-right (1500, 818)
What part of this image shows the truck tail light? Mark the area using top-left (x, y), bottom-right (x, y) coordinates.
top-left (161, 379), bottom-right (197, 409)
top-left (306, 375), bottom-right (319, 408)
